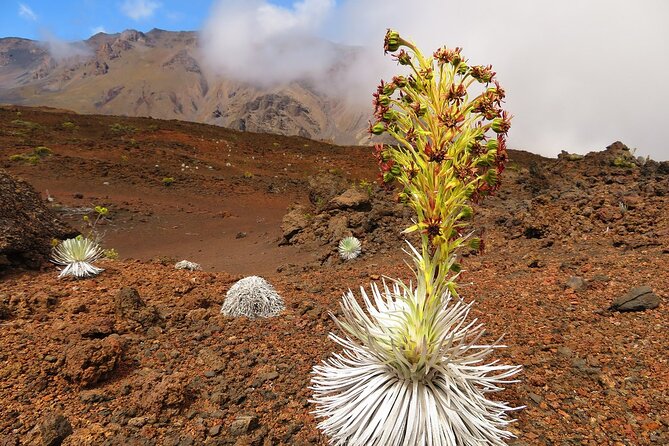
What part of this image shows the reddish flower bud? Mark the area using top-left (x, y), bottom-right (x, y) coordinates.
top-left (369, 121), bottom-right (386, 135)
top-left (377, 94), bottom-right (391, 107)
top-left (491, 111), bottom-right (511, 134)
top-left (433, 46), bottom-right (463, 66)
top-left (411, 102), bottom-right (427, 117)
top-left (392, 75), bottom-right (407, 88)
top-left (470, 65), bottom-right (495, 83)
top-left (395, 49), bottom-right (412, 66)
top-left (384, 29), bottom-right (401, 53)
top-left (383, 82), bottom-right (396, 96)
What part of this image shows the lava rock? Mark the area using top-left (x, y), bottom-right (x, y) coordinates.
top-left (63, 334), bottom-right (123, 387)
top-left (0, 169), bottom-right (76, 269)
top-left (0, 301), bottom-right (13, 320)
top-left (114, 287), bottom-right (160, 326)
top-left (280, 205), bottom-right (309, 245)
top-left (229, 415), bottom-right (259, 436)
top-left (609, 286), bottom-right (661, 312)
top-left (565, 276), bottom-right (588, 291)
top-left (38, 412), bottom-right (72, 446)
top-left (326, 188), bottom-right (371, 211)
top-left (307, 172), bottom-right (348, 208)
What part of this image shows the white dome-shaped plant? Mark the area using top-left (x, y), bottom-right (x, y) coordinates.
top-left (338, 236), bottom-right (362, 260)
top-left (311, 30), bottom-right (520, 445)
top-left (52, 236), bottom-right (104, 279)
top-left (220, 276), bottom-right (284, 319)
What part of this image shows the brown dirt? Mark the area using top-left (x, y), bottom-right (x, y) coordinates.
top-left (0, 106), bottom-right (668, 445)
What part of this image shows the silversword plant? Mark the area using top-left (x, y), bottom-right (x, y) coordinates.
top-left (220, 276), bottom-right (285, 319)
top-left (175, 259), bottom-right (202, 271)
top-left (311, 29), bottom-right (520, 445)
top-left (338, 236), bottom-right (362, 260)
top-left (52, 235), bottom-right (105, 279)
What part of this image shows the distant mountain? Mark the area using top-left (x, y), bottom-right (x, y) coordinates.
top-left (0, 29), bottom-right (369, 144)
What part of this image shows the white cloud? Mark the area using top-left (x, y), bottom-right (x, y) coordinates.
top-left (200, 0), bottom-right (336, 86)
top-left (40, 30), bottom-right (92, 61)
top-left (201, 0), bottom-right (669, 160)
top-left (18, 3), bottom-right (37, 21)
top-left (121, 0), bottom-right (161, 21)
top-left (91, 26), bottom-right (107, 35)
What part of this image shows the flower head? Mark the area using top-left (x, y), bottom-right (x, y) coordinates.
top-left (51, 236), bottom-right (104, 279)
top-left (338, 236), bottom-right (362, 261)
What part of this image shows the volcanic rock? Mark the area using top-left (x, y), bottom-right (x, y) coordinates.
top-left (63, 335), bottom-right (124, 387)
top-left (280, 205), bottom-right (310, 245)
top-left (307, 173), bottom-right (348, 208)
top-left (38, 412), bottom-right (72, 446)
top-left (229, 415), bottom-right (259, 436)
top-left (326, 188), bottom-right (371, 211)
top-left (114, 287), bottom-right (161, 327)
top-left (609, 286), bottom-right (661, 312)
top-left (0, 169), bottom-right (75, 269)
top-left (565, 276), bottom-right (588, 291)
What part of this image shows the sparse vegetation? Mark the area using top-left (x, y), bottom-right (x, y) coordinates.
top-left (8, 146), bottom-right (52, 164)
top-left (109, 122), bottom-right (137, 134)
top-left (162, 177), bottom-right (175, 186)
top-left (612, 156), bottom-right (636, 168)
top-left (61, 121), bottom-right (77, 130)
top-left (33, 146), bottom-right (52, 157)
top-left (103, 248), bottom-right (119, 260)
top-left (357, 179), bottom-right (374, 196)
top-left (243, 171), bottom-right (254, 178)
top-left (11, 119), bottom-right (41, 130)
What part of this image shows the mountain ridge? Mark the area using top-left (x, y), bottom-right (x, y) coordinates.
top-left (0, 29), bottom-right (369, 144)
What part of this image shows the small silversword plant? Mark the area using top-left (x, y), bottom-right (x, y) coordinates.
top-left (52, 235), bottom-right (105, 279)
top-left (338, 236), bottom-right (362, 260)
top-left (220, 276), bottom-right (285, 319)
top-left (311, 29), bottom-right (521, 445)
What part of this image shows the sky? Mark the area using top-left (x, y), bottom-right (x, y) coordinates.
top-left (2, 0), bottom-right (669, 160)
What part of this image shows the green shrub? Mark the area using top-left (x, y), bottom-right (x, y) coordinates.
top-left (109, 123), bottom-right (137, 134)
top-left (162, 177), bottom-right (175, 186)
top-left (11, 119), bottom-right (40, 130)
top-left (8, 154), bottom-right (25, 162)
top-left (612, 156), bottom-right (636, 168)
top-left (33, 146), bottom-right (52, 157)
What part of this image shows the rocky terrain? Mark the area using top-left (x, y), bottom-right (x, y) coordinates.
top-left (0, 106), bottom-right (668, 445)
top-left (0, 29), bottom-right (367, 144)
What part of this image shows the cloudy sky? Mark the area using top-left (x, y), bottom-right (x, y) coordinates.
top-left (2, 0), bottom-right (668, 160)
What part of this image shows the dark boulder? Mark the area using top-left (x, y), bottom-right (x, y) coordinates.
top-left (0, 169), bottom-right (75, 269)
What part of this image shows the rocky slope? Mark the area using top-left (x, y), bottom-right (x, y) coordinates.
top-left (0, 29), bottom-right (367, 144)
top-left (0, 107), bottom-right (667, 445)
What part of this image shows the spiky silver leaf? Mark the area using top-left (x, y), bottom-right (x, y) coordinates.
top-left (220, 276), bottom-right (284, 319)
top-left (52, 237), bottom-right (104, 279)
top-left (311, 279), bottom-right (521, 446)
top-left (338, 236), bottom-right (362, 260)
top-left (175, 260), bottom-right (202, 271)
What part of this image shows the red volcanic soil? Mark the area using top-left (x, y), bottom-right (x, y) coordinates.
top-left (1, 106), bottom-right (668, 445)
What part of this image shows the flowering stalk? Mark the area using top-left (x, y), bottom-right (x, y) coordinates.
top-left (373, 29), bottom-right (510, 302)
top-left (312, 29), bottom-right (519, 445)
